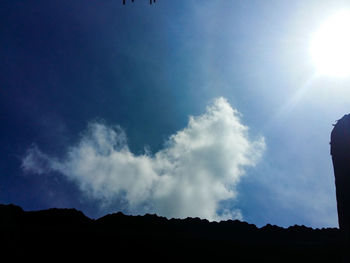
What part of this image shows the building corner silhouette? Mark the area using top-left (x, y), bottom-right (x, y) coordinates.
top-left (331, 114), bottom-right (350, 238)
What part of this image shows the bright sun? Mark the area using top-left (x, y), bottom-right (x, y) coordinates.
top-left (310, 11), bottom-right (350, 77)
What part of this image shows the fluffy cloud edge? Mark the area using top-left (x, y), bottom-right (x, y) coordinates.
top-left (22, 97), bottom-right (265, 221)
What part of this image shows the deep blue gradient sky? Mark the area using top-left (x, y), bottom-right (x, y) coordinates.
top-left (1, 0), bottom-right (350, 228)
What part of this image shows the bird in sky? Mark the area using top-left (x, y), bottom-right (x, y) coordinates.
top-left (123, 0), bottom-right (156, 5)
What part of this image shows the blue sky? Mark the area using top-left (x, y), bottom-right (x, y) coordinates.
top-left (1, 0), bottom-right (350, 228)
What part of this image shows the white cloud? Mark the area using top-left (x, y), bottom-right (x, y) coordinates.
top-left (22, 97), bottom-right (265, 221)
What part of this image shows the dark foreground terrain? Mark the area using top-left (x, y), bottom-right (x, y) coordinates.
top-left (0, 204), bottom-right (347, 262)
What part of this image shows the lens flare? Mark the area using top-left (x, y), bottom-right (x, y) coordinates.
top-left (310, 11), bottom-right (350, 77)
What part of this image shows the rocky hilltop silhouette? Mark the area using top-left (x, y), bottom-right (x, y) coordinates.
top-left (0, 204), bottom-right (344, 262)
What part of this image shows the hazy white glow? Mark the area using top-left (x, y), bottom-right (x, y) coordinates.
top-left (310, 11), bottom-right (350, 77)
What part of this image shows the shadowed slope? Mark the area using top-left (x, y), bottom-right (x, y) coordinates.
top-left (0, 204), bottom-right (342, 262)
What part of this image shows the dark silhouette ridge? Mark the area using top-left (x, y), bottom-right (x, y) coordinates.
top-left (0, 204), bottom-right (343, 262)
top-left (331, 114), bottom-right (350, 243)
top-left (1, 116), bottom-right (349, 261)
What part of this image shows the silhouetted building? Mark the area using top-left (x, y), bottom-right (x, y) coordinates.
top-left (331, 114), bottom-right (350, 241)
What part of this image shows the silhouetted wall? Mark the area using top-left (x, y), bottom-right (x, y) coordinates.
top-left (331, 114), bottom-right (350, 241)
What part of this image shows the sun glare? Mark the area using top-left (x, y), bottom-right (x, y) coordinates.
top-left (310, 11), bottom-right (350, 77)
